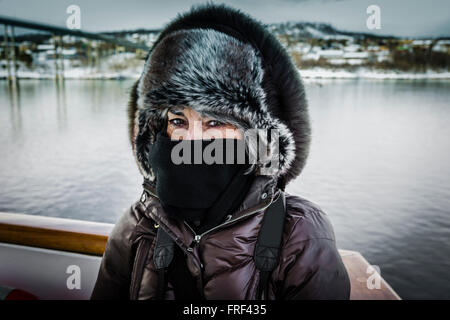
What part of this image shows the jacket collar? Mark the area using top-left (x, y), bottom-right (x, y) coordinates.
top-left (140, 174), bottom-right (278, 249)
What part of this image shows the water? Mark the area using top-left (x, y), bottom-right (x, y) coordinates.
top-left (1, 79), bottom-right (449, 299)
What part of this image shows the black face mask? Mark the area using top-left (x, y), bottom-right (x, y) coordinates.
top-left (148, 131), bottom-right (255, 232)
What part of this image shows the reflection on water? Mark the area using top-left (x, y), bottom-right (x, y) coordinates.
top-left (55, 81), bottom-right (67, 131)
top-left (0, 79), bottom-right (449, 299)
top-left (0, 80), bottom-right (142, 224)
top-left (7, 83), bottom-right (22, 134)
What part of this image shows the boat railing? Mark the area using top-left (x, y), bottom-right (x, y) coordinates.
top-left (0, 211), bottom-right (401, 300)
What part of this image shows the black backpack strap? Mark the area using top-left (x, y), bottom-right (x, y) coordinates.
top-left (153, 226), bottom-right (175, 300)
top-left (254, 190), bottom-right (287, 300)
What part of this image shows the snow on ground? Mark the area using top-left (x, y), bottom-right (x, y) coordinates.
top-left (0, 69), bottom-right (142, 80)
top-left (0, 52), bottom-right (143, 80)
top-left (1, 64), bottom-right (449, 80)
top-left (299, 68), bottom-right (450, 80)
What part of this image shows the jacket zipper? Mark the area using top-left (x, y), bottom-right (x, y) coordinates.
top-left (183, 195), bottom-right (275, 301)
top-left (144, 186), bottom-right (276, 246)
top-left (184, 195), bottom-right (275, 245)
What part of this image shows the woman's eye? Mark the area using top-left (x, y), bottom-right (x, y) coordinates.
top-left (207, 120), bottom-right (224, 127)
top-left (169, 118), bottom-right (186, 127)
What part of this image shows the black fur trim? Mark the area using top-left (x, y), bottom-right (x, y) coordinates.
top-left (127, 2), bottom-right (311, 190)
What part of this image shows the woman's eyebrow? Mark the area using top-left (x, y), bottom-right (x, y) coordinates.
top-left (169, 109), bottom-right (186, 116)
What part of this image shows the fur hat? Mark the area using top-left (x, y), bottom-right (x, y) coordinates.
top-left (128, 2), bottom-right (311, 190)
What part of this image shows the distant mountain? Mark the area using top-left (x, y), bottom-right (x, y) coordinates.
top-left (102, 28), bottom-right (161, 37)
top-left (103, 21), bottom-right (395, 41)
top-left (267, 21), bottom-right (395, 40)
top-left (14, 21), bottom-right (395, 43)
top-left (102, 21), bottom-right (392, 40)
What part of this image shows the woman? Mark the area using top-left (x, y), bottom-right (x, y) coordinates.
top-left (91, 3), bottom-right (350, 300)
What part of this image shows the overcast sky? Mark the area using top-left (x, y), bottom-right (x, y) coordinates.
top-left (0, 0), bottom-right (449, 37)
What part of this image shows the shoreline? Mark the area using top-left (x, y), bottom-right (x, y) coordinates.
top-left (1, 68), bottom-right (449, 81)
top-left (298, 68), bottom-right (450, 80)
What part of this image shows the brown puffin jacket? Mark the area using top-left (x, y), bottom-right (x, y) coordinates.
top-left (91, 174), bottom-right (350, 300)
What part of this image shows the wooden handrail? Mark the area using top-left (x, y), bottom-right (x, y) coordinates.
top-left (0, 212), bottom-right (400, 299)
top-left (339, 250), bottom-right (401, 300)
top-left (0, 212), bottom-right (113, 256)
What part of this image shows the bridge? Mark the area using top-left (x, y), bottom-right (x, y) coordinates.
top-left (1, 15), bottom-right (152, 82)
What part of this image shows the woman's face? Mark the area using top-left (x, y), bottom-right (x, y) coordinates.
top-left (167, 107), bottom-right (243, 140)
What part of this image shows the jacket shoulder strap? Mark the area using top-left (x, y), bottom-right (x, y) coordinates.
top-left (254, 190), bottom-right (287, 299)
top-left (153, 227), bottom-right (175, 300)
top-left (154, 227), bottom-right (175, 269)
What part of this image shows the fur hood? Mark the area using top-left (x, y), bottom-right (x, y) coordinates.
top-left (127, 3), bottom-right (311, 190)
